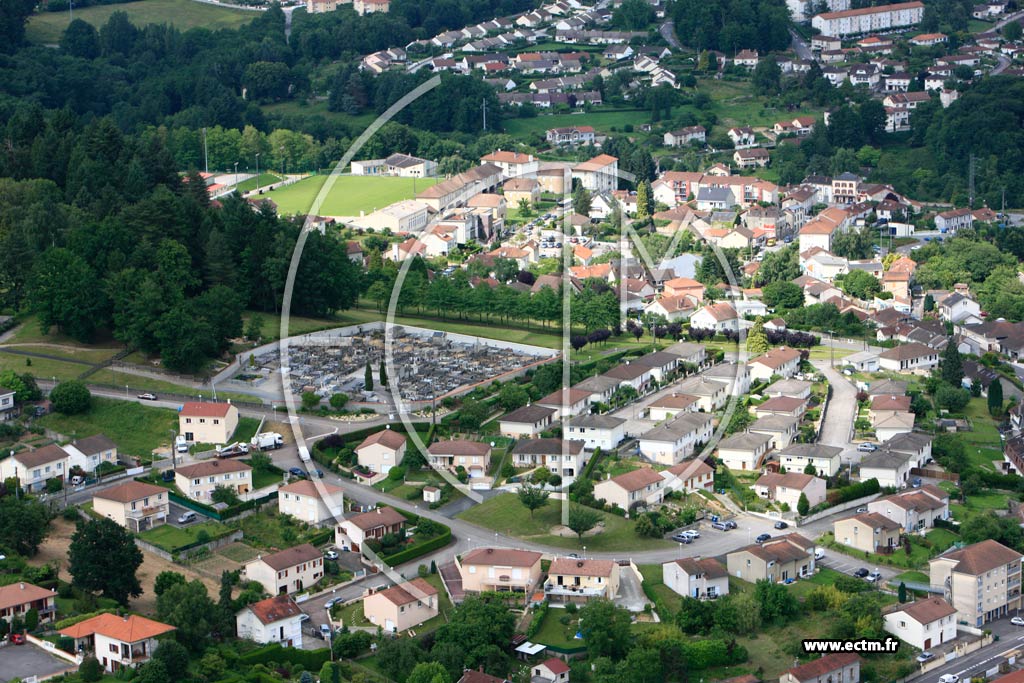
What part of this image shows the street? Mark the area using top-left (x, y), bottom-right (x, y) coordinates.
top-left (918, 616), bottom-right (1024, 683)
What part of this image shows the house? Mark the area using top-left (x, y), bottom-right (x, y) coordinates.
top-left (510, 438), bottom-right (586, 480)
top-left (427, 440), bottom-right (492, 479)
top-left (236, 595), bottom-right (304, 647)
top-left (663, 276), bottom-right (706, 300)
top-left (63, 434), bottom-right (118, 474)
top-left (675, 376), bottom-right (729, 412)
top-left (458, 547), bottom-right (543, 594)
top-left (883, 596), bottom-right (957, 651)
top-left (637, 412), bottom-right (714, 465)
top-left (859, 450), bottom-right (914, 488)
top-left (546, 126), bottom-right (596, 146)
top-left (748, 347), bottom-right (802, 381)
top-left (0, 386), bottom-right (15, 421)
top-left (733, 49), bottom-right (759, 68)
top-left (664, 340), bottom-right (707, 366)
top-left (594, 468), bottom-right (665, 511)
top-left (572, 375), bottom-right (621, 406)
top-left (537, 388), bottom-right (592, 419)
top-left (716, 432), bottom-right (773, 471)
top-left (733, 148), bottom-right (770, 169)
top-left (498, 405), bottom-right (557, 438)
top-left (0, 444), bottom-right (69, 492)
top-left (355, 429), bottom-right (407, 475)
top-left (278, 479), bottom-right (344, 525)
top-left (572, 154), bottom-right (618, 193)
top-left (765, 379), bottom-right (812, 401)
top-left (780, 653), bottom-right (861, 683)
top-left (696, 187), bottom-right (737, 211)
top-left (834, 512), bottom-right (902, 553)
top-left (662, 557), bottom-right (729, 600)
top-left (844, 350), bottom-right (880, 372)
top-left (938, 292), bottom-right (982, 325)
top-left (564, 414), bottom-right (626, 451)
top-left (874, 412), bottom-right (916, 443)
top-left (869, 394), bottom-right (912, 419)
top-left (531, 658), bottom-right (571, 683)
top-left (878, 343), bottom-right (939, 373)
top-left (868, 484), bottom-right (949, 532)
top-left (728, 127), bottom-right (757, 149)
top-left (545, 558), bottom-right (620, 604)
top-left (481, 150), bottom-right (538, 178)
top-left (661, 458), bottom-right (715, 494)
top-left (178, 401), bottom-right (239, 445)
top-left (753, 396), bottom-right (807, 419)
top-left (648, 393), bottom-right (699, 421)
top-left (632, 351), bottom-right (681, 383)
top-left (644, 295), bottom-right (696, 322)
top-left (60, 613), bottom-right (176, 672)
top-left (244, 544), bottom-right (324, 596)
top-left (664, 126), bottom-right (707, 147)
top-left (689, 302), bottom-right (739, 333)
top-left (602, 363), bottom-right (653, 394)
top-left (883, 431), bottom-right (933, 467)
top-left (503, 178), bottom-right (541, 208)
top-left (336, 507), bottom-right (406, 552)
top-left (774, 444), bottom-right (843, 477)
top-left (92, 481), bottom-right (169, 532)
top-left (754, 472), bottom-right (826, 510)
top-left (910, 32), bottom-right (947, 46)
top-left (0, 582), bottom-right (56, 625)
top-left (353, 0), bottom-right (390, 15)
top-left (810, 1), bottom-right (924, 37)
top-left (934, 207), bottom-right (973, 233)
top-left (929, 539), bottom-right (1023, 626)
top-left (727, 533), bottom-right (816, 582)
top-left (749, 414), bottom-right (800, 450)
top-left (174, 459), bottom-right (252, 503)
top-left (362, 578), bottom-right (439, 633)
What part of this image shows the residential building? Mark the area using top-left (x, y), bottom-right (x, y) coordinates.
top-left (689, 302), bottom-right (739, 333)
top-left (883, 596), bottom-right (957, 651)
top-left (664, 126), bottom-right (707, 147)
top-left (637, 412), bottom-right (714, 465)
top-left (674, 376), bottom-right (729, 412)
top-left (753, 472), bottom-right (826, 510)
top-left (427, 440), bottom-right (492, 479)
top-left (537, 388), bottom-right (592, 419)
top-left (336, 507), bottom-right (406, 552)
top-left (766, 379), bottom-right (812, 400)
top-left (703, 362), bottom-right (752, 397)
top-left (178, 401), bottom-right (239, 445)
top-left (727, 533), bottom-right (817, 582)
top-left (602, 363), bottom-right (653, 394)
top-left (662, 557), bottom-right (729, 600)
top-left (860, 449), bottom-right (914, 488)
top-left (481, 150), bottom-right (539, 178)
top-left (929, 539), bottom-right (1023, 626)
top-left (498, 405), bottom-right (557, 438)
top-left (0, 387), bottom-right (14, 421)
top-left (0, 582), bottom-right (56, 625)
top-left (355, 429), bottom-right (407, 475)
top-left (458, 547), bottom-right (543, 594)
top-left (0, 444), bottom-right (69, 491)
top-left (775, 444), bottom-right (843, 477)
top-left (564, 414), bottom-right (626, 451)
top-left (278, 479), bottom-right (344, 525)
top-left (531, 659), bottom-right (571, 683)
top-left (779, 653), bottom-right (861, 683)
top-left (733, 148), bottom-right (771, 169)
top-left (648, 393), bottom-right (699, 421)
top-left (545, 558), bottom-right (620, 604)
top-left (572, 154), bottom-right (618, 193)
top-left (63, 434), bottom-right (118, 474)
top-left (236, 595), bottom-right (304, 647)
top-left (811, 1), bottom-right (924, 37)
top-left (661, 458), bottom-right (715, 494)
top-left (244, 544), bottom-right (324, 596)
top-left (878, 343), bottom-right (939, 373)
top-left (594, 468), bottom-right (665, 511)
top-left (546, 126), bottom-right (596, 146)
top-left (353, 0), bottom-right (389, 15)
top-left (935, 208), bottom-right (973, 233)
top-left (753, 396), bottom-right (807, 419)
top-left (834, 512), bottom-right (902, 553)
top-left (510, 438), bottom-right (586, 479)
top-left (716, 431), bottom-right (773, 471)
top-left (174, 460), bottom-right (252, 503)
top-left (728, 127), bottom-right (757, 148)
top-left (749, 415), bottom-right (800, 450)
top-left (60, 613), bottom-right (176, 672)
top-left (362, 578), bottom-right (439, 633)
top-left (92, 481), bottom-right (169, 532)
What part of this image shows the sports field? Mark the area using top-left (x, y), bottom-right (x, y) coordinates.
top-left (26, 0), bottom-right (256, 44)
top-left (263, 174), bottom-right (441, 217)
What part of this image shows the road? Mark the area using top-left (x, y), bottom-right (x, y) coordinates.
top-left (789, 28), bottom-right (814, 61)
top-left (814, 363), bottom-right (856, 450)
top-left (658, 20), bottom-right (682, 50)
top-left (918, 617), bottom-right (1024, 683)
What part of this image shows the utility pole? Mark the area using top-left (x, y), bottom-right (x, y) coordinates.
top-left (203, 127), bottom-right (209, 175)
top-left (968, 154), bottom-right (975, 209)
top-left (482, 99), bottom-right (488, 132)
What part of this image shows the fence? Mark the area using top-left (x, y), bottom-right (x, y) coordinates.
top-left (135, 529), bottom-right (244, 562)
top-left (911, 466), bottom-right (960, 483)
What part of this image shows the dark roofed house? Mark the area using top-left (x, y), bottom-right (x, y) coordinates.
top-left (498, 405), bottom-right (557, 438)
top-left (781, 653), bottom-right (861, 683)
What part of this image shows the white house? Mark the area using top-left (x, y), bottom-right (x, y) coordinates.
top-left (648, 393), bottom-right (699, 421)
top-left (883, 597), bottom-right (957, 651)
top-left (878, 343), bottom-right (940, 373)
top-left (748, 347), bottom-right (802, 381)
top-left (662, 557), bottom-right (729, 600)
top-left (236, 595), bottom-right (304, 647)
top-left (572, 154), bottom-right (618, 193)
top-left (689, 302), bottom-right (739, 333)
top-left (775, 444), bottom-right (843, 477)
top-left (637, 412), bottom-right (714, 466)
top-left (594, 468), bottom-right (665, 511)
top-left (355, 429), bottom-right (407, 475)
top-left (60, 614), bottom-right (176, 673)
top-left (498, 405), bottom-right (557, 438)
top-left (278, 479), bottom-right (344, 525)
top-left (868, 484), bottom-right (949, 532)
top-left (860, 450), bottom-right (914, 488)
top-left (243, 544), bottom-right (324, 596)
top-left (753, 472), bottom-right (827, 510)
top-left (661, 458), bottom-right (715, 494)
top-left (716, 431), bottom-right (773, 471)
top-left (564, 415), bottom-right (626, 451)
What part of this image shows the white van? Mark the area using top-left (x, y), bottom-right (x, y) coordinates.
top-left (175, 436), bottom-right (188, 453)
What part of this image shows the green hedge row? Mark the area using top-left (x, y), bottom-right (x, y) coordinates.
top-left (136, 478), bottom-right (278, 521)
top-left (237, 643), bottom-right (330, 670)
top-left (307, 527), bottom-right (333, 547)
top-left (381, 528), bottom-right (452, 567)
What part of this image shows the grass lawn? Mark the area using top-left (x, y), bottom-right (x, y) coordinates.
top-left (26, 0), bottom-right (256, 44)
top-left (893, 570), bottom-right (931, 585)
top-left (637, 563), bottom-right (682, 614)
top-left (233, 417), bottom-right (262, 444)
top-left (456, 494), bottom-right (673, 552)
top-left (0, 351), bottom-right (87, 381)
top-left (264, 175), bottom-right (442, 217)
top-left (261, 101), bottom-right (377, 131)
top-left (925, 528), bottom-right (959, 553)
top-left (698, 78), bottom-right (823, 129)
top-left (503, 109), bottom-right (651, 138)
top-left (531, 607), bottom-right (584, 649)
top-left (138, 521), bottom-right (231, 553)
top-left (228, 508), bottom-right (324, 551)
top-left (950, 489), bottom-right (1011, 521)
top-left (247, 465), bottom-right (284, 490)
top-left (39, 397), bottom-right (178, 459)
top-left (87, 368), bottom-right (255, 403)
top-left (235, 173), bottom-right (286, 193)
top-left (335, 573), bottom-right (451, 633)
top-left (819, 532), bottom-right (932, 569)
top-left (2, 344), bottom-right (118, 364)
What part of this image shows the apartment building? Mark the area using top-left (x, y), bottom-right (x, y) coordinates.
top-left (929, 539), bottom-right (1023, 627)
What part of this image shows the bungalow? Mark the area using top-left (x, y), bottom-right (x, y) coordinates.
top-left (537, 388), bottom-right (592, 418)
top-left (530, 659), bottom-right (570, 683)
top-left (244, 544), bottom-right (324, 596)
top-left (458, 547), bottom-right (543, 594)
top-left (564, 414), bottom-right (626, 451)
top-left (726, 533), bottom-right (816, 582)
top-left (780, 653), bottom-right (861, 683)
top-left (749, 415), bottom-right (800, 450)
top-left (733, 148), bottom-right (770, 169)
top-left (236, 595), bottom-right (304, 647)
top-left (775, 444), bottom-right (843, 477)
top-left (92, 481), bottom-right (169, 533)
top-left (178, 401), bottom-right (239, 445)
top-left (545, 558), bottom-right (620, 604)
top-left (60, 614), bottom-right (176, 673)
top-left (844, 350), bottom-right (880, 372)
top-left (278, 479), bottom-right (344, 526)
top-left (689, 302), bottom-right (740, 333)
top-left (362, 578), bottom-right (439, 633)
top-left (883, 596), bottom-right (957, 652)
top-left (602, 363), bottom-right (653, 394)
top-left (336, 507), bottom-right (406, 552)
top-left (355, 429), bottom-right (407, 475)
top-left (648, 393), bottom-right (700, 421)
top-left (661, 458), bottom-right (715, 494)
top-left (748, 347), bottom-right (802, 381)
top-left (868, 484), bottom-right (949, 532)
top-left (715, 431), bottom-right (773, 471)
top-left (860, 450), bottom-right (914, 488)
top-left (637, 412), bottom-right (714, 466)
top-left (878, 343), bottom-right (939, 373)
top-left (174, 459), bottom-right (252, 503)
top-left (753, 472), bottom-right (827, 510)
top-left (663, 557), bottom-right (729, 600)
top-left (0, 582), bottom-right (56, 625)
top-left (594, 467), bottom-right (665, 511)
top-left (498, 405), bottom-right (557, 438)
top-left (510, 438), bottom-right (586, 479)
top-left (833, 512), bottom-right (902, 553)
top-left (643, 295), bottom-right (696, 322)
top-left (427, 440), bottom-right (492, 479)
top-left (753, 395), bottom-right (807, 419)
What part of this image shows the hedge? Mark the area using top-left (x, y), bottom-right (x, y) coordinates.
top-left (238, 643), bottom-right (330, 670)
top-left (826, 478), bottom-right (880, 505)
top-left (135, 478), bottom-right (278, 521)
top-left (526, 601), bottom-right (548, 639)
top-left (307, 527), bottom-right (334, 547)
top-left (54, 609), bottom-right (116, 630)
top-left (381, 527), bottom-right (452, 567)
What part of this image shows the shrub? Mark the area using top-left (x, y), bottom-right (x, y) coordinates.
top-left (79, 656), bottom-right (103, 682)
top-left (50, 380), bottom-right (91, 414)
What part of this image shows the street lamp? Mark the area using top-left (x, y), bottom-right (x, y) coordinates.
top-left (255, 153), bottom-right (260, 194)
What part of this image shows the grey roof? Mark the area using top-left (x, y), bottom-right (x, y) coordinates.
top-left (702, 362), bottom-right (747, 380)
top-left (883, 431), bottom-right (933, 454)
top-left (663, 341), bottom-right (705, 360)
top-left (697, 187), bottom-right (735, 203)
top-left (866, 379), bottom-right (908, 396)
top-left (71, 434), bottom-right (117, 455)
top-left (632, 351), bottom-right (680, 369)
top-left (677, 376), bottom-right (727, 397)
top-left (574, 375), bottom-right (621, 394)
top-left (861, 450), bottom-right (914, 470)
top-left (568, 414), bottom-right (626, 429)
top-left (500, 405), bottom-right (557, 424)
top-left (717, 431), bottom-right (773, 451)
top-left (640, 412), bottom-right (712, 442)
top-left (749, 414), bottom-right (801, 432)
top-left (844, 350), bottom-right (879, 364)
top-left (777, 443), bottom-right (842, 458)
top-left (765, 379), bottom-right (812, 397)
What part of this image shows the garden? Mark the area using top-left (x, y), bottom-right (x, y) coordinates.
top-left (138, 521), bottom-right (234, 554)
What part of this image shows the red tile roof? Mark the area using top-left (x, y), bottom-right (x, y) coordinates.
top-left (245, 595), bottom-right (303, 625)
top-left (785, 653), bottom-right (860, 682)
top-left (462, 547), bottom-right (542, 567)
top-left (355, 429), bottom-right (407, 451)
top-left (93, 481), bottom-right (167, 504)
top-left (180, 401), bottom-right (234, 417)
top-left (61, 613), bottom-right (176, 643)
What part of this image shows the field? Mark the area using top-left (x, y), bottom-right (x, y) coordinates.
top-left (456, 493), bottom-right (673, 552)
top-left (503, 109), bottom-right (651, 138)
top-left (26, 0), bottom-right (257, 44)
top-left (235, 173), bottom-right (286, 193)
top-left (0, 350), bottom-right (89, 381)
top-left (39, 397), bottom-right (178, 459)
top-left (698, 79), bottom-right (825, 129)
top-left (263, 175), bottom-right (442, 217)
top-left (261, 101), bottom-right (377, 131)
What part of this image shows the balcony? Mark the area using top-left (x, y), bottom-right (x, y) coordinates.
top-left (544, 584), bottom-right (606, 599)
top-left (127, 506), bottom-right (167, 520)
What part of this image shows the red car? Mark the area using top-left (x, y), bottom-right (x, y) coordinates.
top-left (10, 633), bottom-right (26, 645)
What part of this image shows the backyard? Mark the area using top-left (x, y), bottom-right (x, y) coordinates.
top-left (228, 508), bottom-right (329, 551)
top-left (138, 521), bottom-right (233, 553)
top-left (456, 494), bottom-right (673, 552)
top-left (263, 175), bottom-right (442, 217)
top-left (39, 397), bottom-right (178, 460)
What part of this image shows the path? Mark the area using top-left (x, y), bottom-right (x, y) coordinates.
top-left (814, 363), bottom-right (857, 449)
top-left (658, 20), bottom-right (682, 50)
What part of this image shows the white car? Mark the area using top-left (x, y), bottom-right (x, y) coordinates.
top-left (1011, 616), bottom-right (1024, 627)
top-left (324, 550), bottom-right (339, 561)
top-left (814, 548), bottom-right (825, 560)
top-left (679, 530), bottom-right (700, 539)
top-left (938, 675), bottom-right (959, 683)
top-left (856, 442), bottom-right (878, 452)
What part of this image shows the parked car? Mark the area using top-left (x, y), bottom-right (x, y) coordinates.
top-left (1011, 616), bottom-right (1024, 627)
top-left (177, 511), bottom-right (197, 524)
top-left (324, 598), bottom-right (340, 610)
top-left (774, 521), bottom-right (788, 530)
top-left (679, 530), bottom-right (700, 539)
top-left (938, 675), bottom-right (959, 683)
top-left (916, 652), bottom-right (935, 663)
top-left (856, 507), bottom-right (868, 513)
top-left (912, 478), bottom-right (922, 488)
top-left (325, 550), bottom-right (339, 561)
top-left (857, 442), bottom-right (878, 452)
top-left (671, 534), bottom-right (693, 544)
top-left (867, 570), bottom-right (881, 582)
top-left (289, 467), bottom-right (307, 478)
top-left (319, 624), bottom-right (332, 639)
top-left (724, 520), bottom-right (738, 529)
top-left (853, 568), bottom-right (870, 578)
top-left (10, 633), bottom-right (25, 645)
top-left (755, 533), bottom-right (772, 543)
top-left (137, 393), bottom-right (158, 401)
top-left (711, 521), bottom-right (731, 531)
top-left (814, 548), bottom-right (825, 560)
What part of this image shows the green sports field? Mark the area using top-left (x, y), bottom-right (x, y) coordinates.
top-left (26, 0), bottom-right (256, 44)
top-left (263, 174), bottom-right (441, 217)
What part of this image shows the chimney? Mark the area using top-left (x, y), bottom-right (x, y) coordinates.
top-left (19, 583), bottom-right (24, 590)
top-left (377, 507), bottom-right (381, 514)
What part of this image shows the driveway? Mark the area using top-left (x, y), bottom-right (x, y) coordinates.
top-left (814, 363), bottom-right (858, 467)
top-left (0, 643), bottom-right (75, 682)
top-left (614, 565), bottom-right (647, 612)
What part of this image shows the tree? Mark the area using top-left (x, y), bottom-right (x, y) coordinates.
top-left (746, 319), bottom-right (769, 356)
top-left (613, 0), bottom-right (655, 29)
top-left (831, 226), bottom-right (874, 260)
top-left (517, 484), bottom-right (550, 518)
top-left (79, 657), bottom-right (103, 683)
top-left (898, 581), bottom-right (907, 603)
top-left (329, 393), bottom-right (349, 410)
top-left (567, 505), bottom-right (603, 543)
top-left (157, 580), bottom-right (218, 650)
top-left (211, 485), bottom-right (240, 506)
top-left (407, 662), bottom-right (451, 683)
top-left (797, 492), bottom-right (810, 516)
top-left (379, 360), bottom-right (388, 387)
top-left (23, 606), bottom-right (38, 631)
top-left (839, 270), bottom-right (881, 300)
top-left (378, 634), bottom-right (426, 682)
top-left (69, 519), bottom-right (143, 605)
top-left (29, 248), bottom-right (106, 343)
top-left (60, 19), bottom-right (101, 59)
top-left (753, 56), bottom-right (782, 95)
top-left (50, 380), bottom-right (91, 415)
top-left (301, 391), bottom-right (321, 410)
top-left (573, 185), bottom-right (592, 216)
top-left (923, 293), bottom-right (935, 312)
top-left (988, 378), bottom-right (1004, 416)
top-left (154, 571), bottom-right (186, 597)
top-left (134, 658), bottom-right (170, 683)
top-left (578, 599), bottom-right (634, 660)
top-left (0, 495), bottom-right (49, 556)
top-left (935, 383), bottom-right (970, 412)
top-left (497, 383), bottom-right (530, 412)
top-left (762, 281), bottom-right (804, 310)
top-left (244, 314), bottom-right (263, 342)
top-left (153, 640), bottom-right (190, 682)
top-left (636, 180), bottom-right (652, 220)
top-left (364, 359), bottom-right (374, 391)
top-left (940, 342), bottom-right (964, 387)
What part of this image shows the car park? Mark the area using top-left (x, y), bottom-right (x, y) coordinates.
top-left (853, 568), bottom-right (869, 578)
top-left (755, 533), bottom-right (771, 543)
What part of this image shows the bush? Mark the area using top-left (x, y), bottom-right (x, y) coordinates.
top-left (387, 466), bottom-right (406, 481)
top-left (50, 380), bottom-right (91, 414)
top-left (79, 656), bottom-right (103, 682)
top-left (62, 506), bottom-right (80, 521)
top-left (238, 643), bottom-right (330, 671)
